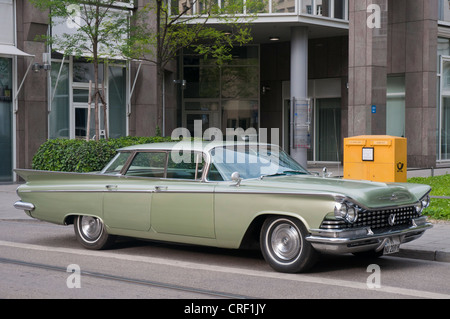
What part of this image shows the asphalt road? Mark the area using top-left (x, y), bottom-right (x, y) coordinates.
top-left (0, 218), bottom-right (449, 303)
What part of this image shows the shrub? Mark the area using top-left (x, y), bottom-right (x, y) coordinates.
top-left (32, 136), bottom-right (173, 172)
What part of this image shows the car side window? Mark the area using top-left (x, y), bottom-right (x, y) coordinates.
top-left (166, 152), bottom-right (204, 180)
top-left (124, 152), bottom-right (167, 178)
top-left (207, 163), bottom-right (224, 181)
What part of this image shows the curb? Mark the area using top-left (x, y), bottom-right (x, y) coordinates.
top-left (393, 248), bottom-right (450, 263)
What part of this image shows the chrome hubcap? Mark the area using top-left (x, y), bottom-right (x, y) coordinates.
top-left (80, 216), bottom-right (102, 241)
top-left (271, 223), bottom-right (301, 261)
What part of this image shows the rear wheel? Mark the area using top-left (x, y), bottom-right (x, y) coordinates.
top-left (74, 215), bottom-right (115, 250)
top-left (260, 216), bottom-right (317, 273)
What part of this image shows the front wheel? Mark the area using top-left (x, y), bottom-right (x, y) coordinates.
top-left (260, 216), bottom-right (317, 273)
top-left (74, 215), bottom-right (116, 250)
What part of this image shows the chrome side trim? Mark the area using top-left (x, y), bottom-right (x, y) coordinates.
top-left (14, 201), bottom-right (35, 211)
top-left (16, 188), bottom-right (342, 198)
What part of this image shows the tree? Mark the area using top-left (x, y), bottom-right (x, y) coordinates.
top-left (31, 0), bottom-right (134, 141)
top-left (123, 0), bottom-right (263, 135)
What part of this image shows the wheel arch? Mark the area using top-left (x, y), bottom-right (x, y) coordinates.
top-left (239, 212), bottom-right (311, 250)
top-left (64, 213), bottom-right (105, 226)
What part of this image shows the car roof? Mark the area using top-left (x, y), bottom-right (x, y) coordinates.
top-left (118, 141), bottom-right (274, 153)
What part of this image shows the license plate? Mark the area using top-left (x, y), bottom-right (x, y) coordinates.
top-left (383, 236), bottom-right (401, 255)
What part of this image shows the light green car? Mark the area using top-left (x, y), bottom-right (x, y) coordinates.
top-left (14, 141), bottom-right (432, 273)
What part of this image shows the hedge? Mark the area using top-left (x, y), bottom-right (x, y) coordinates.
top-left (32, 136), bottom-right (174, 172)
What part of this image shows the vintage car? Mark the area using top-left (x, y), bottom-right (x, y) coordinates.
top-left (14, 141), bottom-right (432, 273)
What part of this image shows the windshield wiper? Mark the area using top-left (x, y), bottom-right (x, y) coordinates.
top-left (283, 170), bottom-right (307, 175)
top-left (260, 170), bottom-right (307, 179)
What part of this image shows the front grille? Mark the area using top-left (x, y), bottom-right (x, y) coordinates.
top-left (320, 206), bottom-right (419, 230)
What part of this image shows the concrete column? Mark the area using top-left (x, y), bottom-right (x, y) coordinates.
top-left (348, 0), bottom-right (388, 136)
top-left (290, 26), bottom-right (308, 167)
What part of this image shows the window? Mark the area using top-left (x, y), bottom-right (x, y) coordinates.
top-left (182, 46), bottom-right (259, 137)
top-left (108, 65), bottom-right (127, 138)
top-left (167, 151), bottom-right (204, 180)
top-left (0, 57), bottom-right (12, 181)
top-left (439, 56), bottom-right (450, 161)
top-left (386, 76), bottom-right (405, 138)
top-left (439, 0), bottom-right (450, 22)
top-left (49, 57), bottom-right (128, 140)
top-left (0, 0), bottom-right (14, 45)
top-left (125, 152), bottom-right (167, 178)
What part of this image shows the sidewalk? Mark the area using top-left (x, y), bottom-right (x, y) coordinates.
top-left (1, 174), bottom-right (450, 263)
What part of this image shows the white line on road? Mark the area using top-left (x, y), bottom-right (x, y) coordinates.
top-left (0, 240), bottom-right (448, 299)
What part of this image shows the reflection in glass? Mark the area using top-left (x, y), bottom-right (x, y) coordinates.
top-left (184, 66), bottom-right (220, 98)
top-left (108, 66), bottom-right (127, 138)
top-left (0, 57), bottom-right (12, 181)
top-left (209, 145), bottom-right (308, 180)
top-left (185, 101), bottom-right (219, 111)
top-left (125, 152), bottom-right (167, 178)
top-left (316, 98), bottom-right (341, 162)
top-left (167, 152), bottom-right (204, 180)
top-left (222, 100), bottom-right (258, 131)
top-left (386, 76), bottom-right (405, 138)
top-left (273, 0), bottom-right (296, 13)
top-left (73, 62), bottom-right (104, 83)
top-left (73, 89), bottom-right (90, 103)
top-left (301, 0), bottom-right (313, 14)
top-left (75, 108), bottom-right (96, 139)
top-left (443, 98), bottom-right (450, 160)
top-left (439, 0), bottom-right (450, 22)
top-left (49, 62), bottom-right (70, 139)
top-left (221, 66), bottom-right (259, 99)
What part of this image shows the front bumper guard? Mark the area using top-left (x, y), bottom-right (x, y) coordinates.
top-left (306, 216), bottom-right (433, 254)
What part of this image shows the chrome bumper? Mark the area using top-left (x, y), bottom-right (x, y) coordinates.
top-left (14, 201), bottom-right (35, 211)
top-left (306, 217), bottom-right (433, 254)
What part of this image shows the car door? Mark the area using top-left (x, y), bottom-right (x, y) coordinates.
top-left (103, 151), bottom-right (166, 231)
top-left (150, 151), bottom-right (216, 239)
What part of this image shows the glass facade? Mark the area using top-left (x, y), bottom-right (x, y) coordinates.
top-left (0, 0), bottom-right (14, 45)
top-left (386, 76), bottom-right (405, 138)
top-left (182, 46), bottom-right (259, 138)
top-left (49, 61), bottom-right (70, 139)
top-left (108, 65), bottom-right (127, 138)
top-left (315, 98), bottom-right (341, 162)
top-left (169, 0), bottom-right (347, 19)
top-left (438, 38), bottom-right (450, 161)
top-left (439, 0), bottom-right (450, 22)
top-left (49, 58), bottom-right (128, 140)
top-left (0, 57), bottom-right (12, 181)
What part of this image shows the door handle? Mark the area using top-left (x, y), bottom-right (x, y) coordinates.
top-left (154, 186), bottom-right (168, 192)
top-left (105, 184), bottom-right (118, 190)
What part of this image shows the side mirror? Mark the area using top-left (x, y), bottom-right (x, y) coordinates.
top-left (231, 172), bottom-right (242, 187)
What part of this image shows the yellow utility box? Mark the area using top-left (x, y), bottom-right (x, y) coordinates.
top-left (343, 135), bottom-right (407, 183)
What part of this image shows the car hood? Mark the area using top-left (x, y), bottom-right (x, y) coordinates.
top-left (241, 175), bottom-right (430, 209)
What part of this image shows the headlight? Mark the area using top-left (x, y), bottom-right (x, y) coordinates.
top-left (415, 202), bottom-right (423, 215)
top-left (334, 202), bottom-right (359, 223)
top-left (416, 194), bottom-right (431, 215)
top-left (421, 195), bottom-right (430, 209)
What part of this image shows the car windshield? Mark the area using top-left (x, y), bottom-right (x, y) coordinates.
top-left (101, 152), bottom-right (131, 175)
top-left (209, 145), bottom-right (309, 181)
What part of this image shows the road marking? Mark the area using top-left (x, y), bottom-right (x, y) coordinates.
top-left (1, 240), bottom-right (449, 299)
